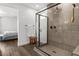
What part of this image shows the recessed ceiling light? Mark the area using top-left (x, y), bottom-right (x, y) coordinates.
top-left (35, 5), bottom-right (39, 8)
top-left (0, 9), bottom-right (5, 14)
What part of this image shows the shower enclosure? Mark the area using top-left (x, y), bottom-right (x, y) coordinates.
top-left (35, 3), bottom-right (60, 47)
top-left (35, 3), bottom-right (79, 56)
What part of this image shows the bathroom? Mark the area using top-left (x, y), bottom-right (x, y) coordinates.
top-left (34, 3), bottom-right (79, 56)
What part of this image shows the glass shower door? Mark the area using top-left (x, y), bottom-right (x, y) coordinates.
top-left (39, 15), bottom-right (48, 46)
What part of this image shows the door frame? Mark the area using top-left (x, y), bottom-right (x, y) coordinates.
top-left (36, 14), bottom-right (48, 47)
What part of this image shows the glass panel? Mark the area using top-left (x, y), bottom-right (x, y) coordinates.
top-left (39, 15), bottom-right (47, 46)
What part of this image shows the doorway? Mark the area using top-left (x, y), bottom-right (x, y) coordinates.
top-left (36, 14), bottom-right (48, 47)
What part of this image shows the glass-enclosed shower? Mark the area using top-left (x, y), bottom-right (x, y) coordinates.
top-left (35, 3), bottom-right (79, 56)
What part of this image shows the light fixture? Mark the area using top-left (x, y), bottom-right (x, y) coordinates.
top-left (0, 9), bottom-right (4, 14)
top-left (35, 5), bottom-right (39, 8)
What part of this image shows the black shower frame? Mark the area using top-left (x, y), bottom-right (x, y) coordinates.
top-left (35, 3), bottom-right (61, 47)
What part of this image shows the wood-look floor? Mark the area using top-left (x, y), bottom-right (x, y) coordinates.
top-left (0, 39), bottom-right (31, 56)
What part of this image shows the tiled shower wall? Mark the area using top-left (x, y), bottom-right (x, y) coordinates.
top-left (48, 3), bottom-right (79, 51)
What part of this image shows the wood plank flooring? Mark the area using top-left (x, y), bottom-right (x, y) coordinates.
top-left (0, 39), bottom-right (31, 56)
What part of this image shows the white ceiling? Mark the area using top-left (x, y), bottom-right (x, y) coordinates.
top-left (22, 3), bottom-right (49, 11)
top-left (0, 3), bottom-right (49, 11)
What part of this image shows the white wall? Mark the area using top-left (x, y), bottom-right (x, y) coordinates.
top-left (1, 16), bottom-right (17, 33)
top-left (18, 6), bottom-right (36, 46)
top-left (0, 6), bottom-right (17, 16)
top-left (0, 4), bottom-right (37, 46)
top-left (0, 17), bottom-right (2, 33)
top-left (0, 6), bottom-right (17, 34)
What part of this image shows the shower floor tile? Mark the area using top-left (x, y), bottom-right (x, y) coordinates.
top-left (39, 45), bottom-right (72, 56)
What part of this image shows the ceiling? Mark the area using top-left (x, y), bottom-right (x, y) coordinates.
top-left (20, 3), bottom-right (49, 11)
top-left (0, 3), bottom-right (50, 11)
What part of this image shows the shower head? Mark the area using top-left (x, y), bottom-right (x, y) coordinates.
top-left (72, 4), bottom-right (76, 8)
top-left (56, 6), bottom-right (59, 10)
